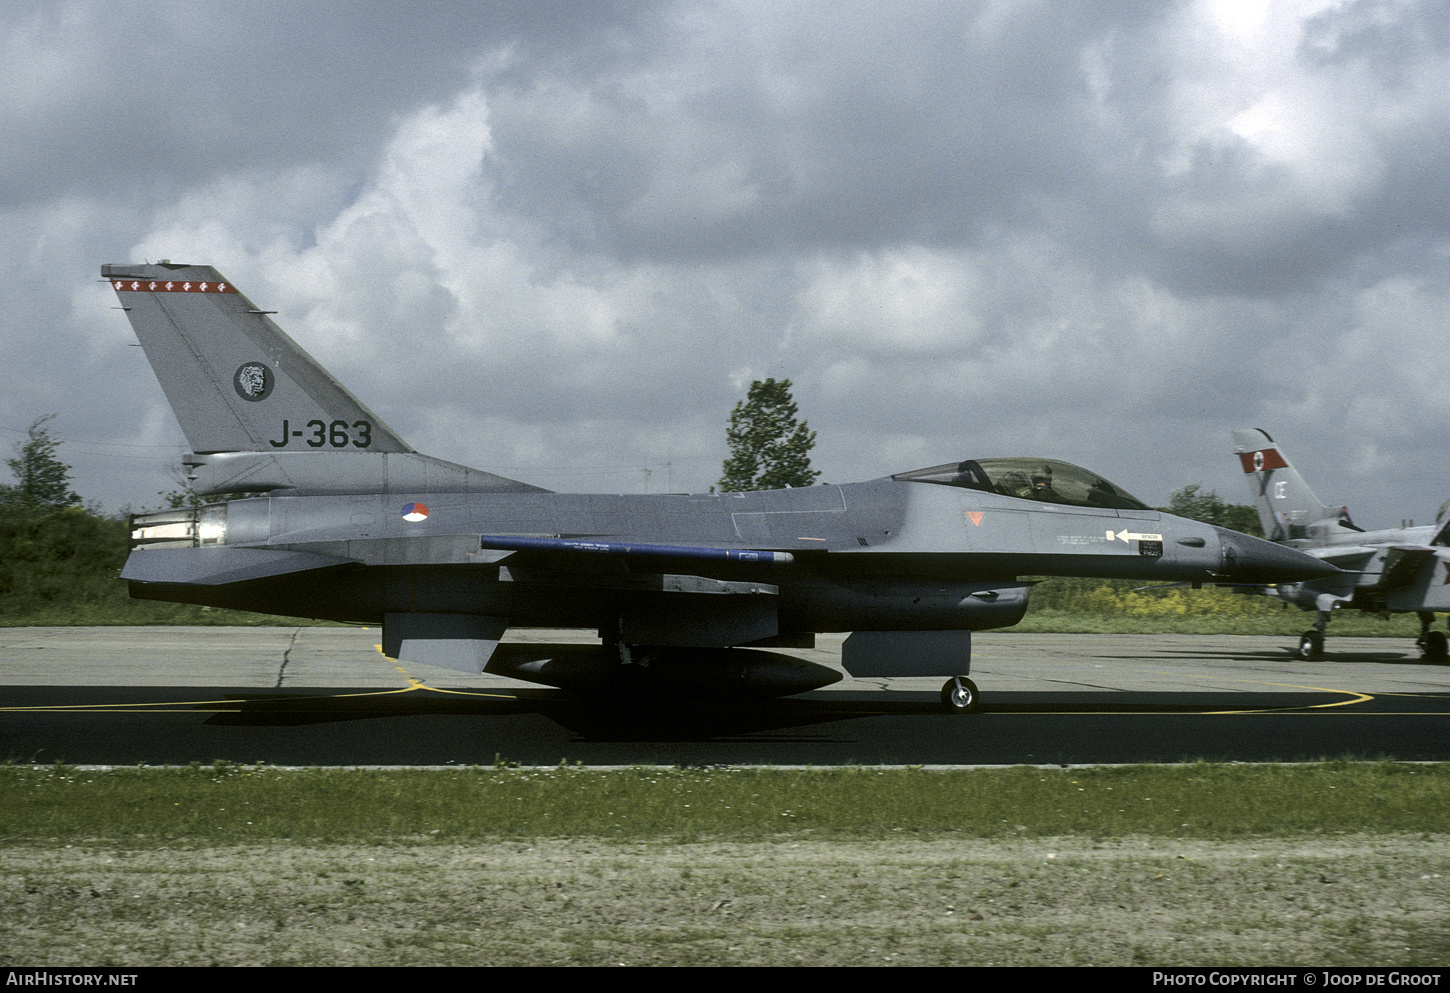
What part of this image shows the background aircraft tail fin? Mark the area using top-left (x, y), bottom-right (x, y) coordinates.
top-left (104, 263), bottom-right (412, 456)
top-left (1231, 429), bottom-right (1352, 541)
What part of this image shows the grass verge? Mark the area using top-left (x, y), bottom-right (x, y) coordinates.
top-left (3, 762), bottom-right (1448, 967)
top-left (3, 760), bottom-right (1447, 841)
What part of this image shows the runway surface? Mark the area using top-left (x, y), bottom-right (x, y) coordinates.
top-left (2, 626), bottom-right (1448, 766)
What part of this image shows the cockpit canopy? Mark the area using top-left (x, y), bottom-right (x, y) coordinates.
top-left (893, 457), bottom-right (1150, 511)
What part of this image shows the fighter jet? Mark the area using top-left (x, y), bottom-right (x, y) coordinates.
top-left (1232, 428), bottom-right (1450, 662)
top-left (104, 262), bottom-right (1336, 712)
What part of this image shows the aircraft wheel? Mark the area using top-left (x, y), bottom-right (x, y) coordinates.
top-left (1422, 630), bottom-right (1448, 663)
top-left (940, 676), bottom-right (980, 714)
top-left (1297, 631), bottom-right (1324, 660)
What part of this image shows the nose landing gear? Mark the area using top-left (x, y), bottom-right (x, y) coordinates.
top-left (940, 676), bottom-right (980, 714)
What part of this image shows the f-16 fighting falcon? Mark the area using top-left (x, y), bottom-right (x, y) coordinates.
top-left (106, 263), bottom-right (1337, 712)
top-left (1233, 428), bottom-right (1450, 662)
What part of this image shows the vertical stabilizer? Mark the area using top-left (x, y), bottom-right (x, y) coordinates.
top-left (104, 263), bottom-right (412, 455)
top-left (1231, 429), bottom-right (1350, 541)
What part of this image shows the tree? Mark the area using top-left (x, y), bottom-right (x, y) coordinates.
top-left (719, 378), bottom-right (820, 491)
top-left (1160, 483), bottom-right (1262, 537)
top-left (153, 460), bottom-right (206, 511)
top-left (3, 415), bottom-right (79, 509)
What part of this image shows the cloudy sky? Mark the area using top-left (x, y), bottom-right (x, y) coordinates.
top-left (5, 0), bottom-right (1450, 529)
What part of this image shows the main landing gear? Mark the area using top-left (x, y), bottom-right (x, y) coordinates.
top-left (1301, 610), bottom-right (1450, 663)
top-left (1416, 612), bottom-right (1448, 664)
top-left (940, 676), bottom-right (980, 714)
top-left (1297, 610), bottom-right (1330, 660)
top-left (1297, 629), bottom-right (1324, 660)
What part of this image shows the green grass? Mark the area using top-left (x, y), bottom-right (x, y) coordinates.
top-left (0, 599), bottom-right (340, 627)
top-left (1004, 577), bottom-right (1426, 636)
top-left (3, 760), bottom-right (1446, 842)
top-left (6, 762), bottom-right (1447, 966)
top-left (1012, 607), bottom-right (1424, 636)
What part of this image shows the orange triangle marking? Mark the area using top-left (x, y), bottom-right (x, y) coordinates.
top-left (967, 512), bottom-right (984, 526)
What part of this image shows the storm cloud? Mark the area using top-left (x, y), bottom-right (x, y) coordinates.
top-left (5, 0), bottom-right (1450, 527)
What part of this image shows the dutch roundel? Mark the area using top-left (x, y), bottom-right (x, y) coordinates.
top-left (401, 502), bottom-right (429, 522)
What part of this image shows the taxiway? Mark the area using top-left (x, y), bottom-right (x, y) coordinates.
top-left (2, 626), bottom-right (1447, 766)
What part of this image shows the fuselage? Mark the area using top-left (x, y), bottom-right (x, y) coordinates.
top-left (125, 474), bottom-right (1332, 635)
top-left (1272, 522), bottom-right (1449, 613)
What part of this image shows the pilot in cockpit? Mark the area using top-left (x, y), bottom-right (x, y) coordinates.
top-left (1029, 465), bottom-right (1063, 502)
top-left (998, 465), bottom-right (1064, 503)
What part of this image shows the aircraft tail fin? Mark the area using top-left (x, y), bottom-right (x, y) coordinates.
top-left (105, 263), bottom-right (412, 455)
top-left (1231, 429), bottom-right (1353, 541)
top-left (105, 262), bottom-right (545, 497)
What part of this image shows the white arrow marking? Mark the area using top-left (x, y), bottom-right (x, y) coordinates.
top-left (1106, 529), bottom-right (1163, 543)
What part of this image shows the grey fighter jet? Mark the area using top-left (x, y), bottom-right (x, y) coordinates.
top-left (1232, 428), bottom-right (1450, 661)
top-left (105, 263), bottom-right (1336, 712)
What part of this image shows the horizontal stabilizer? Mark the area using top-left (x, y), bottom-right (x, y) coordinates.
top-left (120, 545), bottom-right (354, 585)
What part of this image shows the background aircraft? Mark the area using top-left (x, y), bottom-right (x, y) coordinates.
top-left (1232, 428), bottom-right (1450, 661)
top-left (105, 262), bottom-right (1336, 712)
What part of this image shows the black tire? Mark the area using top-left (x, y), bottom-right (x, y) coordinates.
top-left (940, 677), bottom-right (980, 714)
top-left (1298, 630), bottom-right (1324, 660)
top-left (1423, 630), bottom-right (1448, 663)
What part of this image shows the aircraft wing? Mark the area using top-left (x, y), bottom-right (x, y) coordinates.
top-left (1378, 545), bottom-right (1444, 591)
top-left (1304, 544), bottom-right (1384, 573)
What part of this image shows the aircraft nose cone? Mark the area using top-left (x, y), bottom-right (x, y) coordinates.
top-left (1211, 527), bottom-right (1340, 583)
